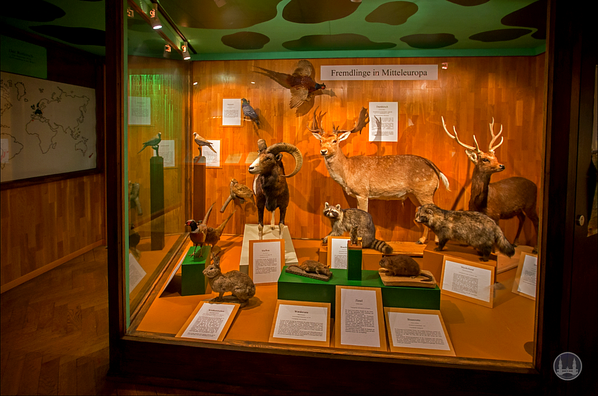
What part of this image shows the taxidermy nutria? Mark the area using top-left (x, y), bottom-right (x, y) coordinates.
top-left (203, 251), bottom-right (256, 307)
top-left (322, 202), bottom-right (393, 254)
top-left (415, 204), bottom-right (515, 261)
top-left (288, 260), bottom-right (331, 276)
top-left (379, 255), bottom-right (434, 281)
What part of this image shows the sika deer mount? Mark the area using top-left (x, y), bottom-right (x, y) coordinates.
top-left (311, 108), bottom-right (450, 244)
top-left (442, 116), bottom-right (539, 249)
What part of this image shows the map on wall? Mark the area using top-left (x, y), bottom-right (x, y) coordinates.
top-left (0, 72), bottom-right (97, 183)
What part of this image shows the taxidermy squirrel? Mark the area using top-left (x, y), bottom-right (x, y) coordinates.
top-left (322, 202), bottom-right (393, 254)
top-left (203, 250), bottom-right (256, 307)
top-left (415, 204), bottom-right (515, 261)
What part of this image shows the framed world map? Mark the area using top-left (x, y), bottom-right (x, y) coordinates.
top-left (1, 72), bottom-right (97, 184)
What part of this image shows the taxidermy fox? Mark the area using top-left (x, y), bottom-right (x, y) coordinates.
top-left (322, 202), bottom-right (393, 254)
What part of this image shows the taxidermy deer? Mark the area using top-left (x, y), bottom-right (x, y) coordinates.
top-left (311, 108), bottom-right (450, 244)
top-left (442, 117), bottom-right (539, 249)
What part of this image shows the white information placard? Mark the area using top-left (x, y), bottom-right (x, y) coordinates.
top-left (369, 102), bottom-right (398, 142)
top-left (204, 140), bottom-right (220, 167)
top-left (158, 140), bottom-right (175, 167)
top-left (441, 257), bottom-right (495, 308)
top-left (128, 96), bottom-right (151, 125)
top-left (249, 239), bottom-right (284, 284)
top-left (335, 286), bottom-right (387, 351)
top-left (328, 237), bottom-right (349, 269)
top-left (270, 301), bottom-right (330, 347)
top-left (177, 302), bottom-right (239, 341)
top-left (320, 65), bottom-right (438, 81)
top-left (222, 98), bottom-right (242, 126)
top-left (513, 253), bottom-right (538, 300)
top-left (384, 308), bottom-right (455, 356)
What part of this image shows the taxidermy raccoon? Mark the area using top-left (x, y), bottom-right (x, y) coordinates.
top-left (323, 202), bottom-right (393, 254)
top-left (415, 204), bottom-right (515, 261)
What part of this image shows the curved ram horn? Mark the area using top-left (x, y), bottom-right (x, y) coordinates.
top-left (266, 142), bottom-right (303, 178)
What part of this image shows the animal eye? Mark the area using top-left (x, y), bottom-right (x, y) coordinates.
top-left (482, 158), bottom-right (490, 163)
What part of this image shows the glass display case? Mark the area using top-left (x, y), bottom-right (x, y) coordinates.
top-left (105, 0), bottom-right (597, 394)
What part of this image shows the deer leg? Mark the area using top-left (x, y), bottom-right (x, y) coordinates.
top-left (356, 196), bottom-right (368, 212)
top-left (513, 212), bottom-right (526, 246)
top-left (526, 209), bottom-right (540, 253)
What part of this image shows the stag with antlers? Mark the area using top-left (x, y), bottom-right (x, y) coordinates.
top-left (442, 117), bottom-right (539, 250)
top-left (311, 108), bottom-right (450, 244)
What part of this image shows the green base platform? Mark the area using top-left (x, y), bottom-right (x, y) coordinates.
top-left (278, 266), bottom-right (440, 315)
top-left (181, 246), bottom-right (211, 296)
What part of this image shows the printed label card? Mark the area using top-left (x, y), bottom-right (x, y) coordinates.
top-left (176, 301), bottom-right (239, 342)
top-left (249, 239), bottom-right (285, 284)
top-left (369, 102), bottom-right (398, 142)
top-left (512, 252), bottom-right (538, 300)
top-left (335, 286), bottom-right (387, 351)
top-left (327, 236), bottom-right (350, 269)
top-left (440, 257), bottom-right (495, 308)
top-left (222, 98), bottom-right (242, 126)
top-left (384, 308), bottom-right (455, 356)
top-left (269, 300), bottom-right (331, 347)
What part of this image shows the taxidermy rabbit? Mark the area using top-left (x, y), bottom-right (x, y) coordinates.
top-left (203, 251), bottom-right (256, 307)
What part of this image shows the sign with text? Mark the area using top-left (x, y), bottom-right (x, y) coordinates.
top-left (222, 98), bottom-right (242, 126)
top-left (384, 308), bottom-right (455, 356)
top-left (327, 237), bottom-right (350, 269)
top-left (369, 102), bottom-right (398, 142)
top-left (321, 65), bottom-right (438, 81)
top-left (440, 257), bottom-right (495, 308)
top-left (335, 286), bottom-right (387, 351)
top-left (249, 239), bottom-right (285, 284)
top-left (204, 139), bottom-right (221, 167)
top-left (269, 300), bottom-right (331, 347)
top-left (176, 301), bottom-right (239, 342)
top-left (512, 252), bottom-right (538, 300)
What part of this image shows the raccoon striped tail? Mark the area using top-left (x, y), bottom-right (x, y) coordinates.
top-left (496, 233), bottom-right (515, 258)
top-left (369, 239), bottom-right (393, 254)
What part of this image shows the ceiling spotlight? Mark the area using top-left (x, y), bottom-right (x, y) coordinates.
top-left (163, 44), bottom-right (171, 58)
top-left (149, 3), bottom-right (162, 30)
top-left (181, 42), bottom-right (191, 60)
top-left (442, 62), bottom-right (449, 70)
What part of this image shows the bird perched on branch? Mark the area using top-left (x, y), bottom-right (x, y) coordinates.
top-left (193, 132), bottom-right (216, 154)
top-left (186, 203), bottom-right (236, 259)
top-left (220, 178), bottom-right (256, 212)
top-left (138, 132), bottom-right (161, 154)
top-left (241, 98), bottom-right (260, 128)
top-left (254, 60), bottom-right (326, 109)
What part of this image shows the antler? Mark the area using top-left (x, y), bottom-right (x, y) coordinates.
top-left (441, 116), bottom-right (480, 152)
top-left (337, 107), bottom-right (370, 134)
top-left (308, 107), bottom-right (327, 134)
top-left (488, 118), bottom-right (504, 153)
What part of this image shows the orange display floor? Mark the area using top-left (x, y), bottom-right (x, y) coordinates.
top-left (134, 235), bottom-right (535, 363)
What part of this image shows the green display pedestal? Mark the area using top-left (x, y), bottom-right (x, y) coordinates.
top-left (278, 267), bottom-right (440, 315)
top-left (347, 246), bottom-right (362, 281)
top-left (181, 246), bottom-right (211, 296)
top-left (150, 155), bottom-right (165, 251)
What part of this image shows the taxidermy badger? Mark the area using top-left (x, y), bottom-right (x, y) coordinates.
top-left (322, 202), bottom-right (393, 254)
top-left (415, 204), bottom-right (515, 261)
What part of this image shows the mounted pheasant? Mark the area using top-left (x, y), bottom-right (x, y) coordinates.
top-left (254, 60), bottom-right (326, 109)
top-left (442, 116), bottom-right (539, 250)
top-left (186, 203), bottom-right (235, 259)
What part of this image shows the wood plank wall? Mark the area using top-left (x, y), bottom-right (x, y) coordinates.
top-left (192, 55), bottom-right (545, 245)
top-left (0, 29), bottom-right (105, 291)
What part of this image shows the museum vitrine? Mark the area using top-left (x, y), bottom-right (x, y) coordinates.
top-left (106, 0), bottom-right (597, 394)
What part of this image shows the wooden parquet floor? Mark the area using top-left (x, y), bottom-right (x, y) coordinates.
top-left (0, 246), bottom-right (228, 396)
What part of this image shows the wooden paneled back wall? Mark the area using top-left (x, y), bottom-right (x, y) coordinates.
top-left (192, 55), bottom-right (545, 245)
top-left (0, 30), bottom-right (105, 292)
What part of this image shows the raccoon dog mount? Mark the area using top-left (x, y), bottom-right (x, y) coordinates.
top-left (415, 204), bottom-right (515, 262)
top-left (286, 260), bottom-right (332, 282)
top-left (322, 202), bottom-right (393, 254)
